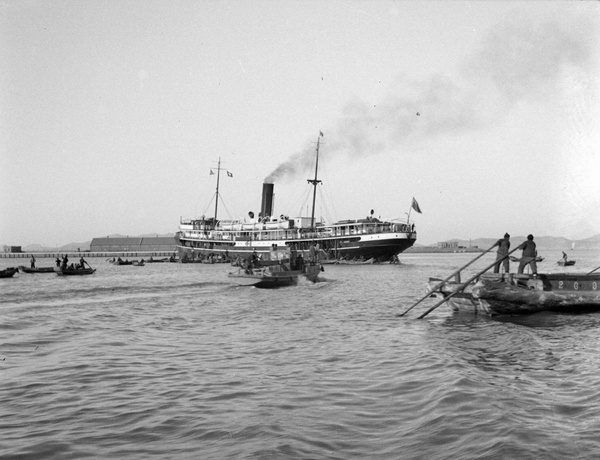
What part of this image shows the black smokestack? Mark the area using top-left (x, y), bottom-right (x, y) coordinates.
top-left (261, 183), bottom-right (274, 218)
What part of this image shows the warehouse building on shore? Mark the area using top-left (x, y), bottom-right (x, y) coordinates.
top-left (90, 236), bottom-right (177, 253)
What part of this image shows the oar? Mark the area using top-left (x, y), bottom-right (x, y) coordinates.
top-left (416, 245), bottom-right (522, 319)
top-left (397, 242), bottom-right (498, 317)
top-left (588, 265), bottom-right (600, 275)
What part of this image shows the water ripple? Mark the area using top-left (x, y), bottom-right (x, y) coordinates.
top-left (2, 257), bottom-right (600, 458)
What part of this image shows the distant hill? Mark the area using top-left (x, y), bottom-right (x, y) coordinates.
top-left (412, 234), bottom-right (600, 252)
top-left (21, 233), bottom-right (175, 253)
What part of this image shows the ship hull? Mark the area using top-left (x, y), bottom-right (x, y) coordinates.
top-left (176, 232), bottom-right (415, 262)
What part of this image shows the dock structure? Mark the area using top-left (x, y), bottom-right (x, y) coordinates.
top-left (1, 236), bottom-right (178, 259)
top-left (0, 251), bottom-right (177, 259)
top-left (90, 236), bottom-right (177, 252)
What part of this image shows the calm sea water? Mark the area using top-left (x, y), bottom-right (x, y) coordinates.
top-left (2, 250), bottom-right (600, 459)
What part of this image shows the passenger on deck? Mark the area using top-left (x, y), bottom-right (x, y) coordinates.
top-left (493, 233), bottom-right (511, 273)
top-left (517, 234), bottom-right (538, 275)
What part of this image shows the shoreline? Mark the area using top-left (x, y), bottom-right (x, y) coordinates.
top-left (405, 247), bottom-right (484, 254)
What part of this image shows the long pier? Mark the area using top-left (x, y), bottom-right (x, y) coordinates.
top-left (0, 251), bottom-right (176, 259)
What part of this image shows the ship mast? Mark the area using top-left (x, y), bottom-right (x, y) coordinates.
top-left (307, 133), bottom-right (323, 230)
top-left (214, 157), bottom-right (222, 222)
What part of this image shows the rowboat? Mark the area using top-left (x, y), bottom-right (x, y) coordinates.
top-left (112, 259), bottom-right (133, 266)
top-left (145, 257), bottom-right (168, 263)
top-left (427, 272), bottom-right (600, 315)
top-left (0, 267), bottom-right (18, 278)
top-left (228, 247), bottom-right (322, 288)
top-left (18, 266), bottom-right (56, 274)
top-left (55, 267), bottom-right (96, 276)
top-left (558, 260), bottom-right (576, 266)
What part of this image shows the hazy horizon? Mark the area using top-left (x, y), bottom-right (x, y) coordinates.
top-left (2, 1), bottom-right (599, 247)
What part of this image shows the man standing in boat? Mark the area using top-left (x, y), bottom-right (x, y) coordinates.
top-left (493, 233), bottom-right (510, 273)
top-left (30, 254), bottom-right (36, 269)
top-left (517, 234), bottom-right (538, 275)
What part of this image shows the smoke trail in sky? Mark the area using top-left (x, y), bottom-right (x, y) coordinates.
top-left (264, 13), bottom-right (596, 184)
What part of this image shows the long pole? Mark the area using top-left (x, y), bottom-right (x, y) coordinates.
top-left (307, 134), bottom-right (322, 230)
top-left (214, 157), bottom-right (221, 221)
top-left (416, 245), bottom-right (522, 319)
top-left (588, 265), bottom-right (600, 275)
top-left (397, 242), bottom-right (498, 317)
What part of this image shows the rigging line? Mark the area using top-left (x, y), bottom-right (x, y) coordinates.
top-left (276, 177), bottom-right (305, 216)
top-left (319, 189), bottom-right (335, 224)
top-left (218, 195), bottom-right (234, 220)
top-left (319, 177), bottom-right (336, 223)
top-left (317, 151), bottom-right (337, 223)
top-left (297, 185), bottom-right (314, 217)
top-left (201, 195), bottom-right (214, 218)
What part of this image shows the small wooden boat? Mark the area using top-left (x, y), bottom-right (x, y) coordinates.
top-left (558, 260), bottom-right (576, 266)
top-left (145, 257), bottom-right (168, 263)
top-left (0, 267), bottom-right (18, 278)
top-left (55, 267), bottom-right (96, 276)
top-left (132, 260), bottom-right (145, 266)
top-left (113, 259), bottom-right (133, 266)
top-left (427, 272), bottom-right (600, 315)
top-left (228, 248), bottom-right (322, 288)
top-left (18, 265), bottom-right (56, 274)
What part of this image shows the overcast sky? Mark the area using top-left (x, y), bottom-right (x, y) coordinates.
top-left (2, 1), bottom-right (599, 247)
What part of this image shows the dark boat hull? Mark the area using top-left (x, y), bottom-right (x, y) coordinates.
top-left (177, 234), bottom-right (415, 263)
top-left (228, 263), bottom-right (321, 288)
top-left (0, 267), bottom-right (18, 278)
top-left (557, 260), bottom-right (576, 266)
top-left (473, 274), bottom-right (600, 314)
top-left (18, 266), bottom-right (55, 273)
top-left (55, 267), bottom-right (96, 276)
top-left (427, 273), bottom-right (600, 315)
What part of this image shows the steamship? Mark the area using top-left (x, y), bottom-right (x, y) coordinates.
top-left (176, 136), bottom-right (417, 262)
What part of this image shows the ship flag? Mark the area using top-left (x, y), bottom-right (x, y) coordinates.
top-left (227, 171), bottom-right (233, 177)
top-left (319, 131), bottom-right (324, 137)
top-left (210, 169), bottom-right (215, 175)
top-left (411, 197), bottom-right (422, 214)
